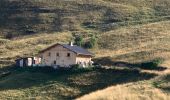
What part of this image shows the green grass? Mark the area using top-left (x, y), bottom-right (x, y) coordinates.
top-left (0, 67), bottom-right (156, 100)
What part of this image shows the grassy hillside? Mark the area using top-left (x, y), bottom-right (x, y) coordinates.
top-left (0, 0), bottom-right (170, 37)
top-left (96, 21), bottom-right (170, 63)
top-left (0, 67), bottom-right (156, 100)
top-left (77, 74), bottom-right (170, 100)
top-left (0, 21), bottom-right (170, 99)
top-left (0, 0), bottom-right (170, 100)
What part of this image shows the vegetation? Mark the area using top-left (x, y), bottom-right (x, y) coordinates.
top-left (74, 35), bottom-right (83, 47)
top-left (0, 66), bottom-right (156, 100)
top-left (84, 35), bottom-right (97, 49)
top-left (0, 0), bottom-right (170, 100)
top-left (139, 58), bottom-right (165, 70)
top-left (0, 0), bottom-right (170, 37)
top-left (153, 74), bottom-right (170, 92)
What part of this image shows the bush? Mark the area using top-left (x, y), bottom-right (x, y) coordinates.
top-left (74, 35), bottom-right (83, 47)
top-left (70, 64), bottom-right (95, 73)
top-left (84, 35), bottom-right (97, 48)
top-left (84, 41), bottom-right (93, 48)
top-left (140, 58), bottom-right (164, 70)
top-left (70, 64), bottom-right (80, 70)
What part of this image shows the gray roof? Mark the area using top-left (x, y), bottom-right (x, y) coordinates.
top-left (39, 43), bottom-right (94, 56)
top-left (61, 44), bottom-right (94, 56)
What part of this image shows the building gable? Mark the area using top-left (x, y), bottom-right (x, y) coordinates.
top-left (39, 43), bottom-right (94, 57)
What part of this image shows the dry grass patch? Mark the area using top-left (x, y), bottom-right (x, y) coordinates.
top-left (92, 21), bottom-right (170, 63)
top-left (0, 32), bottom-right (72, 58)
top-left (77, 81), bottom-right (170, 100)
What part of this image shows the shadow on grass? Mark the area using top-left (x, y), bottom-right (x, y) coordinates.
top-left (0, 65), bottom-right (157, 99)
top-left (153, 74), bottom-right (170, 93)
top-left (161, 87), bottom-right (170, 92)
top-left (94, 57), bottom-right (167, 71)
top-left (71, 68), bottom-right (157, 99)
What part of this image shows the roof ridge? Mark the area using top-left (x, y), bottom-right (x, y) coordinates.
top-left (39, 43), bottom-right (94, 56)
top-left (61, 44), bottom-right (94, 56)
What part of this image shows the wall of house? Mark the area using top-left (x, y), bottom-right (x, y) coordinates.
top-left (40, 45), bottom-right (77, 67)
top-left (19, 59), bottom-right (23, 67)
top-left (27, 58), bottom-right (32, 66)
top-left (76, 55), bottom-right (92, 67)
top-left (33, 57), bottom-right (41, 66)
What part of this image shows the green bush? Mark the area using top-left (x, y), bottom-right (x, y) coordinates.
top-left (84, 35), bottom-right (97, 48)
top-left (84, 41), bottom-right (93, 48)
top-left (70, 64), bottom-right (95, 73)
top-left (74, 35), bottom-right (83, 47)
top-left (70, 64), bottom-right (80, 70)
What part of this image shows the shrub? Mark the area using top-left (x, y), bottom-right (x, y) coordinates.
top-left (84, 41), bottom-right (93, 48)
top-left (84, 35), bottom-right (97, 48)
top-left (74, 35), bottom-right (83, 47)
top-left (140, 58), bottom-right (164, 70)
top-left (70, 64), bottom-right (95, 73)
top-left (70, 64), bottom-right (80, 70)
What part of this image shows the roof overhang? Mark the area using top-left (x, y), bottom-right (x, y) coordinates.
top-left (39, 43), bottom-right (94, 57)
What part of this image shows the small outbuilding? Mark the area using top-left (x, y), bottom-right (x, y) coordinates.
top-left (15, 57), bottom-right (41, 67)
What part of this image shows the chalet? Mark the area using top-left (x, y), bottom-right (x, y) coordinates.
top-left (38, 42), bottom-right (94, 67)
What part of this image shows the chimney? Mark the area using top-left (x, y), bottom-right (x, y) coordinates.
top-left (69, 41), bottom-right (73, 46)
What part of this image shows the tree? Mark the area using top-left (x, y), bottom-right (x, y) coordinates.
top-left (84, 35), bottom-right (97, 48)
top-left (90, 35), bottom-right (97, 47)
top-left (75, 35), bottom-right (83, 47)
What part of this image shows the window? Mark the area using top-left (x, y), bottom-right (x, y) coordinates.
top-left (48, 52), bottom-right (51, 57)
top-left (56, 53), bottom-right (59, 57)
top-left (67, 53), bottom-right (70, 57)
top-left (54, 61), bottom-right (56, 64)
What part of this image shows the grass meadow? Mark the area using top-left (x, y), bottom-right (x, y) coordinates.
top-left (0, 0), bottom-right (170, 99)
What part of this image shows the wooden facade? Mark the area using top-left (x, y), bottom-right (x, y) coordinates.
top-left (39, 43), bottom-right (94, 67)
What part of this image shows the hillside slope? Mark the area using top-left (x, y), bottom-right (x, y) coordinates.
top-left (0, 0), bottom-right (170, 37)
top-left (96, 21), bottom-right (170, 63)
top-left (0, 0), bottom-right (170, 100)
